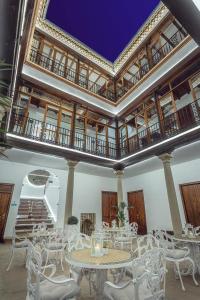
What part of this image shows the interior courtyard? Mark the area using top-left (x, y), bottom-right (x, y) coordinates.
top-left (1, 0), bottom-right (200, 299)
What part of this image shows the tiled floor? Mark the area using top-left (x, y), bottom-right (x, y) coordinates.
top-left (0, 243), bottom-right (200, 299)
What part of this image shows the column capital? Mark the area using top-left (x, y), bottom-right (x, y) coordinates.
top-left (67, 160), bottom-right (78, 169)
top-left (159, 153), bottom-right (173, 164)
top-left (113, 169), bottom-right (124, 177)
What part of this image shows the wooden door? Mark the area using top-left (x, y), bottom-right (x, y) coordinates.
top-left (0, 184), bottom-right (14, 242)
top-left (180, 182), bottom-right (200, 227)
top-left (177, 105), bottom-right (195, 129)
top-left (102, 191), bottom-right (117, 225)
top-left (128, 190), bottom-right (147, 234)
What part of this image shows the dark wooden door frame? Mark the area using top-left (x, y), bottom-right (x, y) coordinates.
top-left (127, 189), bottom-right (147, 234)
top-left (101, 191), bottom-right (117, 225)
top-left (179, 181), bottom-right (200, 224)
top-left (0, 183), bottom-right (14, 242)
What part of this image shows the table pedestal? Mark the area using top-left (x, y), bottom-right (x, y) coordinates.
top-left (94, 269), bottom-right (107, 300)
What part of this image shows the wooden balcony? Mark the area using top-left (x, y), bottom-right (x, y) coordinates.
top-left (28, 28), bottom-right (188, 103)
top-left (7, 98), bottom-right (200, 164)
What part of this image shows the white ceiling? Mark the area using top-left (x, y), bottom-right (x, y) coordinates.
top-left (0, 147), bottom-right (115, 178)
top-left (1, 140), bottom-right (200, 178)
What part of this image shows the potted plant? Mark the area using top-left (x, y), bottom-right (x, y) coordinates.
top-left (67, 216), bottom-right (79, 225)
top-left (117, 202), bottom-right (127, 227)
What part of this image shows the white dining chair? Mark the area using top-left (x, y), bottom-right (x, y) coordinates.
top-left (6, 227), bottom-right (29, 271)
top-left (104, 248), bottom-right (166, 300)
top-left (26, 242), bottom-right (80, 300)
top-left (155, 230), bottom-right (198, 291)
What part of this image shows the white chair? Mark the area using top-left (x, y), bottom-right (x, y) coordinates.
top-left (67, 233), bottom-right (94, 294)
top-left (194, 226), bottom-right (200, 236)
top-left (125, 234), bottom-right (160, 279)
top-left (155, 230), bottom-right (198, 291)
top-left (114, 230), bottom-right (133, 251)
top-left (183, 223), bottom-right (195, 236)
top-left (129, 222), bottom-right (138, 236)
top-left (43, 229), bottom-right (66, 271)
top-left (136, 234), bottom-right (160, 257)
top-left (26, 242), bottom-right (80, 300)
top-left (102, 221), bottom-right (110, 229)
top-left (6, 227), bottom-right (29, 271)
top-left (104, 248), bottom-right (166, 300)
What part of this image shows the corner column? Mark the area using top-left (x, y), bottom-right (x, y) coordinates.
top-left (64, 160), bottom-right (78, 225)
top-left (114, 170), bottom-right (124, 205)
top-left (159, 153), bottom-right (182, 236)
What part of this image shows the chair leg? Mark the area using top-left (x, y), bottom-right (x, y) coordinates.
top-left (43, 251), bottom-right (49, 273)
top-left (187, 257), bottom-right (199, 286)
top-left (175, 262), bottom-right (185, 291)
top-left (6, 248), bottom-right (14, 271)
top-left (60, 251), bottom-right (64, 271)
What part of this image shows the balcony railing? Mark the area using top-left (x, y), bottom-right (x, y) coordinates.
top-left (8, 99), bottom-right (200, 161)
top-left (120, 98), bottom-right (200, 157)
top-left (29, 28), bottom-right (187, 103)
top-left (29, 48), bottom-right (116, 102)
top-left (116, 28), bottom-right (188, 99)
top-left (9, 112), bottom-right (117, 159)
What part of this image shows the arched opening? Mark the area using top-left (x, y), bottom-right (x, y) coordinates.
top-left (15, 169), bottom-right (60, 235)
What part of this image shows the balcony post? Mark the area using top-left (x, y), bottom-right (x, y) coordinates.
top-left (159, 153), bottom-right (182, 236)
top-left (70, 103), bottom-right (77, 148)
top-left (115, 118), bottom-right (120, 159)
top-left (64, 160), bottom-right (78, 225)
top-left (75, 58), bottom-right (80, 84)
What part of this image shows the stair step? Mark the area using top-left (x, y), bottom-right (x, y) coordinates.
top-left (16, 219), bottom-right (52, 224)
top-left (15, 224), bottom-right (53, 231)
top-left (15, 223), bottom-right (53, 228)
top-left (15, 198), bottom-right (53, 235)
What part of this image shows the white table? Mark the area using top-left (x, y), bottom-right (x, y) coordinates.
top-left (174, 235), bottom-right (200, 274)
top-left (65, 248), bottom-right (133, 300)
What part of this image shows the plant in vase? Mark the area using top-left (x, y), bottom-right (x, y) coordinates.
top-left (117, 201), bottom-right (127, 227)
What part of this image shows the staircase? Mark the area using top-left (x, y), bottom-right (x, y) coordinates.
top-left (15, 198), bottom-right (54, 235)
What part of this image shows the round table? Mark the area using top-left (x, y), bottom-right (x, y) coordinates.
top-left (65, 248), bottom-right (132, 300)
top-left (174, 235), bottom-right (200, 274)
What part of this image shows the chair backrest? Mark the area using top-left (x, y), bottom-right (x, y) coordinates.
top-left (102, 221), bottom-right (110, 229)
top-left (142, 248), bottom-right (166, 299)
top-left (137, 234), bottom-right (160, 257)
top-left (111, 219), bottom-right (117, 228)
top-left (32, 222), bottom-right (47, 235)
top-left (154, 230), bottom-right (175, 250)
top-left (130, 222), bottom-right (138, 235)
top-left (26, 242), bottom-right (43, 300)
top-left (68, 233), bottom-right (91, 252)
top-left (194, 226), bottom-right (200, 236)
top-left (184, 223), bottom-right (195, 236)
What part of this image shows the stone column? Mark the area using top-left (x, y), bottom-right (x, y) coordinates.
top-left (159, 153), bottom-right (182, 236)
top-left (114, 170), bottom-right (124, 205)
top-left (64, 160), bottom-right (78, 225)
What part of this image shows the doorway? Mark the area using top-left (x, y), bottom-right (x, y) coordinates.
top-left (0, 183), bottom-right (14, 242)
top-left (180, 182), bottom-right (200, 227)
top-left (128, 190), bottom-right (147, 234)
top-left (102, 191), bottom-right (117, 226)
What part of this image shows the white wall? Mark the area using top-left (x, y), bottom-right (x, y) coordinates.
top-left (73, 172), bottom-right (116, 228)
top-left (124, 168), bottom-right (173, 233)
top-left (1, 159), bottom-right (117, 238)
top-left (124, 157), bottom-right (200, 233)
top-left (44, 174), bottom-right (60, 222)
